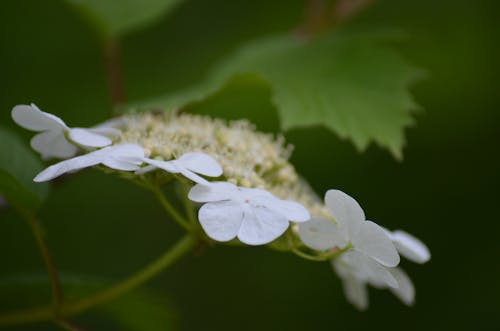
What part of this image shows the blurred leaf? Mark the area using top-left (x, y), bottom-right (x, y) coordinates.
top-left (64, 0), bottom-right (184, 40)
top-left (97, 288), bottom-right (177, 331)
top-left (0, 127), bottom-right (48, 216)
top-left (0, 274), bottom-right (177, 331)
top-left (184, 74), bottom-right (281, 133)
top-left (134, 30), bottom-right (422, 158)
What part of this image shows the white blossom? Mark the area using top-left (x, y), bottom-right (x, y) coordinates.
top-left (299, 189), bottom-right (430, 310)
top-left (34, 144), bottom-right (145, 182)
top-left (12, 104), bottom-right (116, 159)
top-left (189, 182), bottom-right (310, 245)
top-left (299, 189), bottom-right (400, 267)
top-left (138, 152), bottom-right (223, 185)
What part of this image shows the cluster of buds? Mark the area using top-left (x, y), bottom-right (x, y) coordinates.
top-left (11, 104), bottom-right (430, 309)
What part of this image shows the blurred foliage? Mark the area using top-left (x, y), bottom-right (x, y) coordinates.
top-left (0, 0), bottom-right (499, 330)
top-left (0, 274), bottom-right (177, 330)
top-left (0, 127), bottom-right (48, 216)
top-left (64, 0), bottom-right (184, 40)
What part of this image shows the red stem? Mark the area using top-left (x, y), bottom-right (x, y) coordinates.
top-left (103, 39), bottom-right (126, 110)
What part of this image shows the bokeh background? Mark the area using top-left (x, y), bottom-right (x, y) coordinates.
top-left (1, 0), bottom-right (499, 330)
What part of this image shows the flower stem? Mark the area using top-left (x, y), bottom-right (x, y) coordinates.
top-left (292, 248), bottom-right (329, 261)
top-left (25, 216), bottom-right (63, 307)
top-left (153, 186), bottom-right (193, 231)
top-left (0, 235), bottom-right (196, 326)
top-left (181, 182), bottom-right (197, 225)
top-left (292, 243), bottom-right (353, 262)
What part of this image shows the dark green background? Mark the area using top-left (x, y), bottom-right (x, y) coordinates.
top-left (1, 0), bottom-right (499, 330)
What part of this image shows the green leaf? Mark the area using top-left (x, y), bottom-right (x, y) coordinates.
top-left (0, 274), bottom-right (177, 331)
top-left (133, 30), bottom-right (422, 159)
top-left (0, 127), bottom-right (48, 215)
top-left (65, 0), bottom-right (184, 40)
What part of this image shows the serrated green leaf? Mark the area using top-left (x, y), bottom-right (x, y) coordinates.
top-left (133, 30), bottom-right (422, 158)
top-left (65, 0), bottom-right (184, 40)
top-left (0, 127), bottom-right (48, 215)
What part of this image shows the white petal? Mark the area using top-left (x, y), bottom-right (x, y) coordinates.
top-left (34, 154), bottom-right (101, 182)
top-left (237, 205), bottom-right (289, 245)
top-left (177, 166), bottom-right (210, 185)
top-left (353, 221), bottom-right (400, 267)
top-left (102, 158), bottom-right (141, 171)
top-left (255, 196), bottom-right (310, 222)
top-left (389, 267), bottom-right (415, 306)
top-left (100, 144), bottom-right (145, 171)
top-left (198, 201), bottom-right (244, 242)
top-left (341, 276), bottom-right (369, 311)
top-left (391, 230), bottom-right (431, 264)
top-left (143, 158), bottom-right (178, 173)
top-left (298, 217), bottom-right (348, 250)
top-left (332, 258), bottom-right (352, 280)
top-left (239, 187), bottom-right (274, 200)
top-left (31, 131), bottom-right (78, 159)
top-left (68, 128), bottom-right (112, 148)
top-left (135, 164), bottom-right (157, 175)
top-left (89, 127), bottom-right (121, 139)
top-left (341, 250), bottom-right (398, 288)
top-left (12, 104), bottom-right (66, 132)
top-left (98, 144), bottom-right (145, 160)
top-left (177, 153), bottom-right (223, 177)
top-left (188, 182), bottom-right (240, 203)
top-left (93, 117), bottom-right (125, 131)
top-left (324, 190), bottom-right (365, 238)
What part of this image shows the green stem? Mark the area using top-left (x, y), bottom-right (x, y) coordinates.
top-left (153, 186), bottom-right (192, 231)
top-left (67, 235), bottom-right (194, 314)
top-left (0, 235), bottom-right (196, 326)
top-left (292, 243), bottom-right (353, 262)
top-left (292, 248), bottom-right (329, 261)
top-left (25, 217), bottom-right (63, 307)
top-left (181, 182), bottom-right (197, 225)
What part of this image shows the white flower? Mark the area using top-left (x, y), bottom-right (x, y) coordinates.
top-left (189, 182), bottom-right (310, 245)
top-left (298, 189), bottom-right (430, 310)
top-left (138, 152), bottom-right (223, 185)
top-left (12, 104), bottom-right (116, 159)
top-left (34, 144), bottom-right (145, 182)
top-left (299, 189), bottom-right (400, 268)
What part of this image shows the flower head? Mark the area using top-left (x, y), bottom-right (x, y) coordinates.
top-left (189, 182), bottom-right (310, 245)
top-left (12, 104), bottom-right (116, 159)
top-left (139, 152), bottom-right (223, 185)
top-left (34, 144), bottom-right (145, 182)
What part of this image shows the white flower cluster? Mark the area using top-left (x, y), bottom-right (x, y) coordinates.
top-left (11, 104), bottom-right (430, 310)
